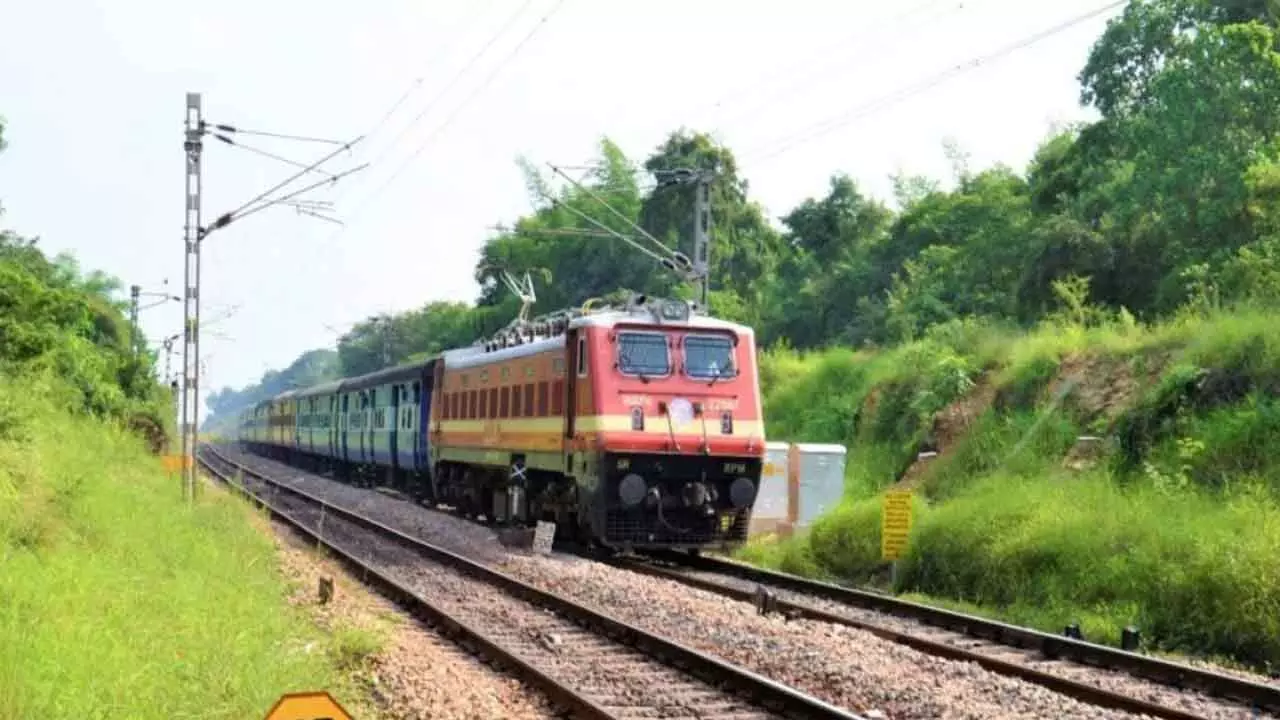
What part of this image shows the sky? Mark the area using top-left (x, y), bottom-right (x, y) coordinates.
top-left (0, 0), bottom-right (1117, 423)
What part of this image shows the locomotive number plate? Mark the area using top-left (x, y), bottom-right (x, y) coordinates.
top-left (723, 462), bottom-right (747, 475)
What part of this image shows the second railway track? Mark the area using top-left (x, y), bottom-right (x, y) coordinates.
top-left (198, 444), bottom-right (865, 720)
top-left (611, 550), bottom-right (1280, 720)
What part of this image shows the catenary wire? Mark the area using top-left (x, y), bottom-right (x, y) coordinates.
top-left (738, 0), bottom-right (1127, 165)
top-left (335, 0), bottom-right (570, 233)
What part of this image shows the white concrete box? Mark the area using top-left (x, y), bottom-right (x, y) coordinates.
top-left (793, 442), bottom-right (848, 529)
top-left (748, 441), bottom-right (791, 535)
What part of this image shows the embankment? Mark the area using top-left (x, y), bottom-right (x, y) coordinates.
top-left (0, 374), bottom-right (376, 718)
top-left (743, 308), bottom-right (1280, 673)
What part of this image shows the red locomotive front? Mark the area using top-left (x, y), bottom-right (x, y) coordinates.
top-left (570, 298), bottom-right (765, 551)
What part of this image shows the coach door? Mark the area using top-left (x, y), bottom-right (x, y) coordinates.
top-left (332, 392), bottom-right (343, 453)
top-left (564, 328), bottom-right (582, 441)
top-left (389, 384), bottom-right (401, 471)
top-left (340, 394), bottom-right (350, 462)
top-left (366, 389), bottom-right (376, 464)
top-left (426, 362), bottom-right (444, 470)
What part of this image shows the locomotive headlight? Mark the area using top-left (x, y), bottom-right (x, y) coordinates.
top-left (618, 472), bottom-right (648, 508)
top-left (661, 299), bottom-right (690, 321)
top-left (729, 476), bottom-right (757, 508)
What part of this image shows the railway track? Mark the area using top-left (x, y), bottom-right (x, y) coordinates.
top-left (197, 444), bottom-right (866, 720)
top-left (608, 549), bottom-right (1280, 720)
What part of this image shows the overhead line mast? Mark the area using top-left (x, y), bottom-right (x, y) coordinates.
top-left (179, 92), bottom-right (367, 502)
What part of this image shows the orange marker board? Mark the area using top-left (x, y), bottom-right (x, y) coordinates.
top-left (262, 691), bottom-right (353, 720)
top-left (162, 454), bottom-right (192, 472)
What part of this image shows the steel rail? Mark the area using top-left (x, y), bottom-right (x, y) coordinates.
top-left (198, 445), bottom-right (867, 720)
top-left (628, 549), bottom-right (1280, 718)
top-left (198, 449), bottom-right (618, 720)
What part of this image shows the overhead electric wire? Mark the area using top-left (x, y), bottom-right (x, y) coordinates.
top-left (362, 76), bottom-right (426, 142)
top-left (310, 0), bottom-right (501, 216)
top-left (208, 125), bottom-right (347, 145)
top-left (707, 0), bottom-right (962, 125)
top-left (740, 0), bottom-right (1127, 165)
top-left (212, 132), bottom-right (336, 178)
top-left (337, 0), bottom-right (569, 230)
top-left (539, 194), bottom-right (676, 267)
top-left (202, 135), bottom-right (366, 239)
top-left (343, 0), bottom-right (529, 190)
top-left (231, 162), bottom-right (370, 227)
top-left (547, 162), bottom-right (675, 259)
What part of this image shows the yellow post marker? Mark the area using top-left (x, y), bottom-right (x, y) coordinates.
top-left (880, 490), bottom-right (913, 561)
top-left (262, 691), bottom-right (353, 720)
top-left (162, 454), bottom-right (191, 474)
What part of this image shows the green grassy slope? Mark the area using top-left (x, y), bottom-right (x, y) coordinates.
top-left (0, 373), bottom-right (367, 719)
top-left (743, 308), bottom-right (1280, 673)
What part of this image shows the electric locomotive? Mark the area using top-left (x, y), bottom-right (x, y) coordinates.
top-left (237, 294), bottom-right (766, 553)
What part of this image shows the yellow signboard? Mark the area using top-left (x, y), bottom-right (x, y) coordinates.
top-left (263, 691), bottom-right (353, 720)
top-left (161, 454), bottom-right (192, 473)
top-left (880, 490), bottom-right (914, 561)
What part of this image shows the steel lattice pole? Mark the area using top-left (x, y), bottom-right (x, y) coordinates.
top-left (181, 92), bottom-right (204, 501)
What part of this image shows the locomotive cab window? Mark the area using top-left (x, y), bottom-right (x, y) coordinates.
top-left (684, 333), bottom-right (736, 379)
top-left (617, 331), bottom-right (670, 377)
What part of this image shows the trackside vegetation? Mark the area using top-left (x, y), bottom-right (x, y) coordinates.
top-left (0, 119), bottom-right (379, 718)
top-left (0, 377), bottom-right (368, 718)
top-left (742, 306), bottom-right (1280, 672)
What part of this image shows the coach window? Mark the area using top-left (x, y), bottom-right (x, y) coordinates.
top-left (413, 381), bottom-right (421, 404)
top-left (488, 387), bottom-right (498, 418)
top-left (684, 333), bottom-right (737, 380)
top-left (617, 331), bottom-right (671, 377)
top-left (550, 379), bottom-right (564, 414)
top-left (500, 387), bottom-right (511, 418)
top-left (577, 337), bottom-right (588, 377)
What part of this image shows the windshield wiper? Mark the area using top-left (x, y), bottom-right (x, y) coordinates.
top-left (707, 361), bottom-right (735, 387)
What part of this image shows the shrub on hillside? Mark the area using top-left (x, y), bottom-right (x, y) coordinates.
top-left (751, 307), bottom-right (1280, 670)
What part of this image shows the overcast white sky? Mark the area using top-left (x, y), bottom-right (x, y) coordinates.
top-left (0, 0), bottom-right (1116, 421)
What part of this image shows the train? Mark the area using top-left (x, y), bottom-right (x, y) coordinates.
top-left (236, 294), bottom-right (766, 553)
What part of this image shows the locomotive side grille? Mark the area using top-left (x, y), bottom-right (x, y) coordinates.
top-left (603, 507), bottom-right (751, 548)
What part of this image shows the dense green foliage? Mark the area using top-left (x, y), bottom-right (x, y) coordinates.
top-left (0, 119), bottom-right (171, 440)
top-left (743, 310), bottom-right (1280, 670)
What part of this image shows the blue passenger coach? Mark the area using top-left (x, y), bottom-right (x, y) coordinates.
top-left (240, 357), bottom-right (439, 492)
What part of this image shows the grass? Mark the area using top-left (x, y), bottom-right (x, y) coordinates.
top-left (747, 306), bottom-right (1280, 673)
top-left (0, 373), bottom-right (376, 719)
